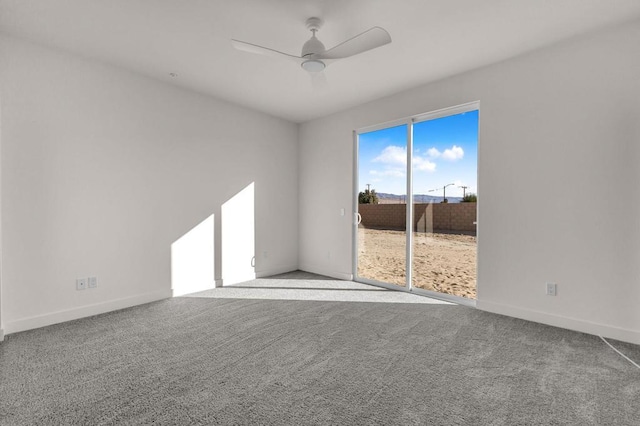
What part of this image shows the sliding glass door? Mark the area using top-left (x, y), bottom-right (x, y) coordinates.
top-left (411, 110), bottom-right (478, 299)
top-left (356, 124), bottom-right (408, 287)
top-left (354, 103), bottom-right (479, 302)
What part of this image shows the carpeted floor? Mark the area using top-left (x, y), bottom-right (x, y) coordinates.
top-left (1, 271), bottom-right (638, 425)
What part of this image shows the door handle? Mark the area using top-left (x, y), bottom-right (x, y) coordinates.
top-left (355, 212), bottom-right (362, 225)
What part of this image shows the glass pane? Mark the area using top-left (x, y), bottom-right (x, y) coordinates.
top-left (412, 111), bottom-right (478, 299)
top-left (357, 124), bottom-right (407, 287)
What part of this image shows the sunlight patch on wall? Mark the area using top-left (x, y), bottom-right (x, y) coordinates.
top-left (222, 182), bottom-right (255, 286)
top-left (171, 214), bottom-right (215, 296)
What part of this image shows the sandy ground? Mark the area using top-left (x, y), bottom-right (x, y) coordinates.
top-left (358, 228), bottom-right (477, 299)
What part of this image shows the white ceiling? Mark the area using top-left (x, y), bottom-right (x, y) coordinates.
top-left (2, 0), bottom-right (640, 123)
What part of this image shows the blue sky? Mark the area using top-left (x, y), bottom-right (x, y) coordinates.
top-left (358, 110), bottom-right (478, 198)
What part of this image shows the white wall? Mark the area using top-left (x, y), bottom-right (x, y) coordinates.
top-left (0, 87), bottom-right (3, 341)
top-left (299, 21), bottom-right (640, 344)
top-left (0, 36), bottom-right (299, 334)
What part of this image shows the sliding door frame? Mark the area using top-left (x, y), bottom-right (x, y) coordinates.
top-left (352, 118), bottom-right (411, 293)
top-left (353, 101), bottom-right (479, 307)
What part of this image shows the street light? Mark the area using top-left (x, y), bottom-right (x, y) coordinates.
top-left (429, 183), bottom-right (455, 203)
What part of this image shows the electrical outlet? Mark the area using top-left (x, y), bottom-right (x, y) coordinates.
top-left (546, 282), bottom-right (557, 296)
top-left (76, 278), bottom-right (87, 290)
top-left (88, 276), bottom-right (97, 289)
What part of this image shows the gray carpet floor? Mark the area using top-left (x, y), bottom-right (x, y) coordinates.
top-left (1, 271), bottom-right (638, 425)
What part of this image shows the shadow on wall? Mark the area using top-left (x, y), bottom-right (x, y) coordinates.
top-left (171, 182), bottom-right (255, 296)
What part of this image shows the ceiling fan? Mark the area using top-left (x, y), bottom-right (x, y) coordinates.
top-left (231, 17), bottom-right (391, 72)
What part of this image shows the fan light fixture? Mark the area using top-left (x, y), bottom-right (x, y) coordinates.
top-left (301, 59), bottom-right (326, 72)
top-left (231, 17), bottom-right (391, 74)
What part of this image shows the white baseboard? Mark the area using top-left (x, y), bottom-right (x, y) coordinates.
top-left (298, 264), bottom-right (354, 281)
top-left (255, 265), bottom-right (298, 278)
top-left (4, 289), bottom-right (172, 335)
top-left (477, 299), bottom-right (640, 345)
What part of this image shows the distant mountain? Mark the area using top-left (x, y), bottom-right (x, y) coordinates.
top-left (376, 192), bottom-right (462, 204)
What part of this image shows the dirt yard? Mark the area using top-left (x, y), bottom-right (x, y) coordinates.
top-left (357, 228), bottom-right (477, 299)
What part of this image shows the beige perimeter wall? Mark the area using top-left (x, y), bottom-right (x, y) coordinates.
top-left (359, 203), bottom-right (477, 233)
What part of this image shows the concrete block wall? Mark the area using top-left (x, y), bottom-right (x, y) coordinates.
top-left (359, 203), bottom-right (477, 233)
top-left (358, 204), bottom-right (407, 230)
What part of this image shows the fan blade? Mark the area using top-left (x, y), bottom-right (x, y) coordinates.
top-left (316, 27), bottom-right (391, 60)
top-left (231, 39), bottom-right (302, 61)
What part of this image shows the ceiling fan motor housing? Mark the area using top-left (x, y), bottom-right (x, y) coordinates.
top-left (302, 35), bottom-right (325, 57)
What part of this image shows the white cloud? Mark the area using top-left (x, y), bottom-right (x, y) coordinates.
top-left (413, 157), bottom-right (437, 172)
top-left (442, 145), bottom-right (464, 161)
top-left (373, 145), bottom-right (436, 173)
top-left (425, 145), bottom-right (464, 161)
top-left (427, 147), bottom-right (441, 158)
top-left (373, 145), bottom-right (406, 165)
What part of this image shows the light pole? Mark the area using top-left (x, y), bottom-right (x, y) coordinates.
top-left (459, 185), bottom-right (468, 198)
top-left (429, 183), bottom-right (455, 203)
